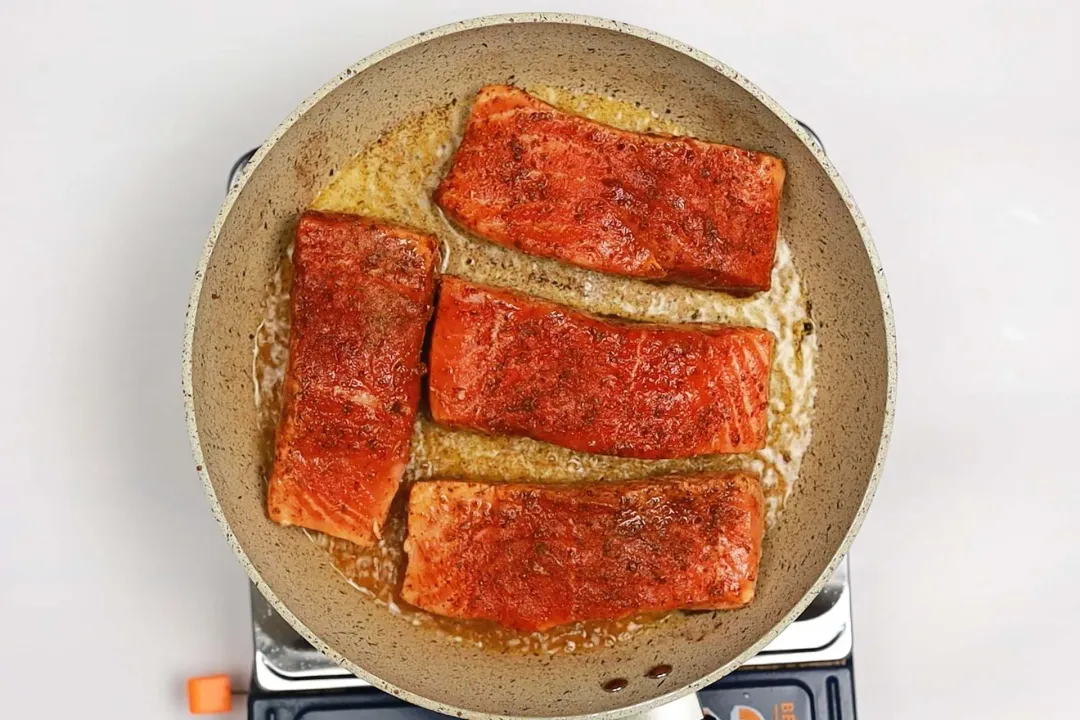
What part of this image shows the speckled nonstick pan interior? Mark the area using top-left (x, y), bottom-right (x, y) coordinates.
top-left (183, 14), bottom-right (895, 720)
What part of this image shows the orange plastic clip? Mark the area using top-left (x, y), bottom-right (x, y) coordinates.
top-left (187, 674), bottom-right (233, 714)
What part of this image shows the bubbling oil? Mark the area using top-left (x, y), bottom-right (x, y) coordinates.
top-left (253, 85), bottom-right (817, 654)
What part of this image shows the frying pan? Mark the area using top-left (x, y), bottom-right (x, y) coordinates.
top-left (183, 13), bottom-right (895, 719)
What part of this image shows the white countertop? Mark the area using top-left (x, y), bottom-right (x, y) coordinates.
top-left (2, 1), bottom-right (1077, 717)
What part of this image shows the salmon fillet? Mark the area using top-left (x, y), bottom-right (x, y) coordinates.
top-left (267, 211), bottom-right (438, 546)
top-left (435, 85), bottom-right (786, 294)
top-left (401, 473), bottom-right (764, 631)
top-left (428, 278), bottom-right (774, 459)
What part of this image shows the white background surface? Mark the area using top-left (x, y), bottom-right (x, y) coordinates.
top-left (1, 1), bottom-right (1077, 717)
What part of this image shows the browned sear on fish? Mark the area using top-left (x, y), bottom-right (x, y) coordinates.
top-left (435, 85), bottom-right (785, 293)
top-left (429, 277), bottom-right (774, 459)
top-left (402, 473), bottom-right (764, 632)
top-left (267, 211), bottom-right (438, 546)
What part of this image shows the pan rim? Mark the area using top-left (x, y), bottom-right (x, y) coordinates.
top-left (182, 12), bottom-right (897, 720)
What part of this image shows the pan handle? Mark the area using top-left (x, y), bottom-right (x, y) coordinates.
top-left (794, 120), bottom-right (826, 155)
top-left (227, 147), bottom-right (259, 191)
top-left (624, 692), bottom-right (707, 720)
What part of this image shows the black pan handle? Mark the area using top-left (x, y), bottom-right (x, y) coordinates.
top-left (795, 120), bottom-right (826, 155)
top-left (227, 147), bottom-right (259, 192)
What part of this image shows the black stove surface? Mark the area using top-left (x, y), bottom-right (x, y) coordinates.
top-left (249, 664), bottom-right (855, 720)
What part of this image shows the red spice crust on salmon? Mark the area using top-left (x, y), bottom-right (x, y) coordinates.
top-left (428, 277), bottom-right (774, 459)
top-left (401, 473), bottom-right (765, 632)
top-left (267, 211), bottom-right (438, 546)
top-left (435, 84), bottom-right (785, 294)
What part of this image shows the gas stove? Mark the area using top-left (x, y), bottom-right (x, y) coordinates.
top-left (229, 120), bottom-right (858, 719)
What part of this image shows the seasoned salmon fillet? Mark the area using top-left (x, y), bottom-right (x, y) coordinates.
top-left (267, 211), bottom-right (438, 546)
top-left (435, 85), bottom-right (786, 294)
top-left (401, 473), bottom-right (765, 631)
top-left (428, 278), bottom-right (774, 459)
